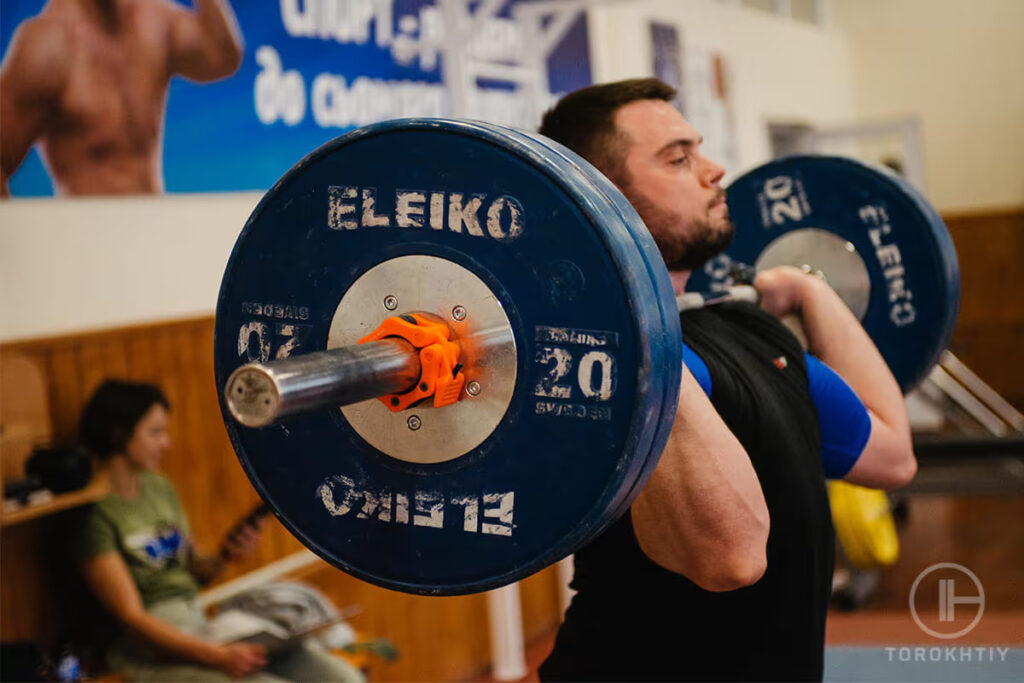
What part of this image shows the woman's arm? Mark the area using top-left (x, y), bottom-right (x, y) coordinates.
top-left (187, 548), bottom-right (226, 586)
top-left (81, 552), bottom-right (267, 676)
top-left (187, 515), bottom-right (268, 585)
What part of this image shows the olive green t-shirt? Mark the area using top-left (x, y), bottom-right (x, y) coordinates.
top-left (79, 472), bottom-right (199, 607)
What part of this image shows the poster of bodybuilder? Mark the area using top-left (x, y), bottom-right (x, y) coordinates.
top-left (0, 0), bottom-right (592, 197)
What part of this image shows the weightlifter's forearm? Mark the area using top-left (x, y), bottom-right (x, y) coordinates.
top-left (798, 275), bottom-right (910, 437)
top-left (632, 369), bottom-right (769, 589)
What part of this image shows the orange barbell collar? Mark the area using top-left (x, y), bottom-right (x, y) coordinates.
top-left (357, 313), bottom-right (465, 411)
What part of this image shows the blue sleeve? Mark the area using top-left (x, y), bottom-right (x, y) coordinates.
top-left (682, 341), bottom-right (712, 398)
top-left (805, 353), bottom-right (871, 479)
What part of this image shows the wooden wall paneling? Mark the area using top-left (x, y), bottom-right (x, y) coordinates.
top-left (943, 207), bottom-right (1024, 409)
top-left (380, 589), bottom-right (423, 679)
top-left (384, 591), bottom-right (422, 681)
top-left (125, 330), bottom-right (157, 382)
top-left (266, 515), bottom-right (303, 566)
top-left (950, 323), bottom-right (1024, 409)
top-left (0, 353), bottom-right (53, 482)
top-left (416, 592), bottom-right (487, 681)
top-left (76, 340), bottom-right (110, 414)
top-left (519, 565), bottom-right (563, 644)
top-left (158, 325), bottom-right (211, 552)
top-left (197, 322), bottom-right (244, 570)
top-left (295, 562), bottom-right (493, 682)
top-left (427, 592), bottom-right (484, 680)
top-left (0, 521), bottom-right (44, 641)
top-left (168, 323), bottom-right (216, 552)
top-left (99, 336), bottom-right (130, 379)
top-left (345, 578), bottom-right (391, 678)
top-left (0, 512), bottom-right (85, 647)
top-left (189, 320), bottom-right (233, 560)
top-left (381, 591), bottom-right (423, 681)
top-left (46, 346), bottom-right (83, 444)
top-left (944, 208), bottom-right (1024, 328)
top-left (864, 496), bottom-right (1024, 612)
top-left (151, 323), bottom-right (182, 407)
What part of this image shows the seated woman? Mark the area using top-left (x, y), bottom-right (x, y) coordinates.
top-left (77, 379), bottom-right (365, 682)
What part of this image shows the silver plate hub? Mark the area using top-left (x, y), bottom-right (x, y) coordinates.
top-left (329, 255), bottom-right (517, 464)
top-left (755, 228), bottom-right (872, 320)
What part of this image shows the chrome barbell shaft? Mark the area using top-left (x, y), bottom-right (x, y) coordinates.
top-left (225, 338), bottom-right (421, 428)
top-left (676, 285), bottom-right (759, 312)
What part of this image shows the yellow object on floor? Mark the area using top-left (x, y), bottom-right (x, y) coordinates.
top-left (828, 481), bottom-right (899, 569)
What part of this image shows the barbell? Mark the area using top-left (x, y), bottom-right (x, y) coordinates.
top-left (214, 119), bottom-right (959, 594)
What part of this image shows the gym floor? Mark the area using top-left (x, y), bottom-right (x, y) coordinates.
top-left (478, 495), bottom-right (1024, 682)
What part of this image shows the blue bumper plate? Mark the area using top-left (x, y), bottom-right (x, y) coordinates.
top-left (215, 119), bottom-right (681, 594)
top-left (689, 155), bottom-right (959, 392)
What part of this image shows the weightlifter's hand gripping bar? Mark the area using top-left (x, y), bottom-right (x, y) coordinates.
top-left (675, 285), bottom-right (759, 312)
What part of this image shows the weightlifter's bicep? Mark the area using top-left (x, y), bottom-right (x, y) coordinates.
top-left (842, 413), bottom-right (917, 489)
top-left (805, 353), bottom-right (871, 479)
top-left (631, 364), bottom-right (768, 590)
top-left (804, 353), bottom-right (916, 489)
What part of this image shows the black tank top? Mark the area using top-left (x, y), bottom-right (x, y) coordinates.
top-left (540, 303), bottom-right (833, 682)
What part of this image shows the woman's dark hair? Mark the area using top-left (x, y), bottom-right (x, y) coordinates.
top-left (79, 380), bottom-right (170, 460)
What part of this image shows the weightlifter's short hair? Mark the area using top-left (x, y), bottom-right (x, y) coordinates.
top-left (539, 78), bottom-right (677, 184)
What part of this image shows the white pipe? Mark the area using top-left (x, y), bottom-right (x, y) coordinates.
top-left (927, 365), bottom-right (1009, 437)
top-left (941, 351), bottom-right (1024, 431)
top-left (557, 555), bottom-right (576, 617)
top-left (197, 549), bottom-right (320, 608)
top-left (487, 582), bottom-right (527, 681)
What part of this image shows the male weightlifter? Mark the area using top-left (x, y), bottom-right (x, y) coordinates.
top-left (537, 79), bottom-right (916, 681)
top-left (0, 0), bottom-right (242, 196)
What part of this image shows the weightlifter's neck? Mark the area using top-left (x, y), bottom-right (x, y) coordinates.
top-left (669, 269), bottom-right (690, 295)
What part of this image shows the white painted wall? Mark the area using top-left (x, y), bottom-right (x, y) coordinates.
top-left (831, 0), bottom-right (1024, 212)
top-left (587, 0), bottom-right (858, 173)
top-left (0, 193), bottom-right (260, 341)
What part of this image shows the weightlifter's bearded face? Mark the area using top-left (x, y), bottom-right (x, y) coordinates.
top-left (611, 100), bottom-right (734, 272)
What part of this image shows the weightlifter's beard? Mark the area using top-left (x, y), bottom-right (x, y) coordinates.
top-left (629, 189), bottom-right (736, 272)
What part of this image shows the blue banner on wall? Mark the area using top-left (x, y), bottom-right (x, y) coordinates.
top-left (0, 0), bottom-right (591, 197)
